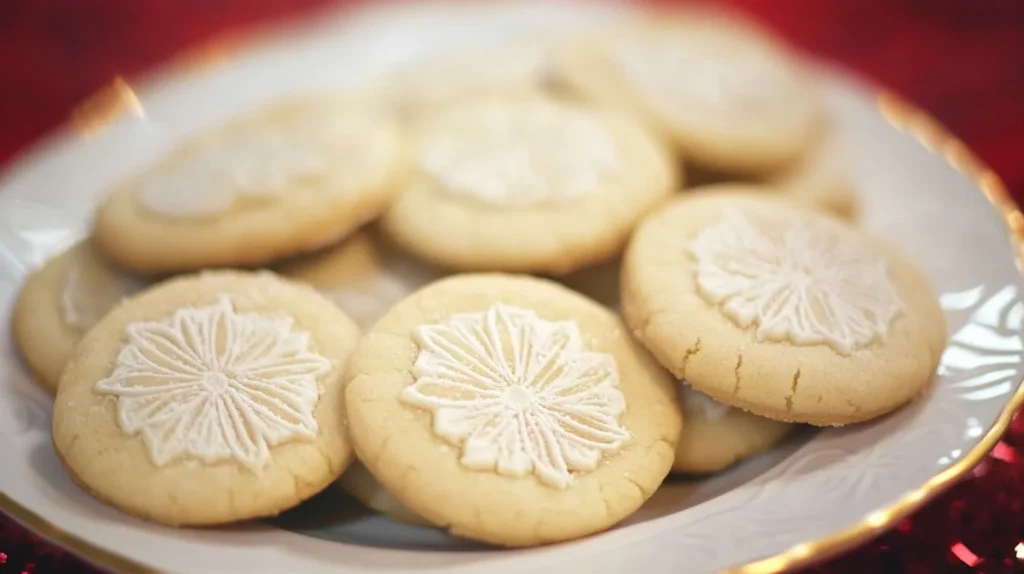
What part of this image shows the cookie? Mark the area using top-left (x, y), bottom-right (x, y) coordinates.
top-left (13, 241), bottom-right (145, 393)
top-left (94, 95), bottom-right (407, 274)
top-left (558, 257), bottom-right (792, 472)
top-left (52, 270), bottom-right (360, 525)
top-left (764, 123), bottom-right (859, 220)
top-left (345, 274), bottom-right (681, 546)
top-left (336, 462), bottom-right (432, 527)
top-left (622, 186), bottom-right (947, 426)
top-left (553, 13), bottom-right (821, 173)
top-left (381, 95), bottom-right (678, 274)
top-left (674, 384), bottom-right (792, 474)
top-left (278, 226), bottom-right (445, 331)
top-left (372, 42), bottom-right (553, 123)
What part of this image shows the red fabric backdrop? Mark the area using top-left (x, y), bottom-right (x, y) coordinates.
top-left (0, 1), bottom-right (1023, 572)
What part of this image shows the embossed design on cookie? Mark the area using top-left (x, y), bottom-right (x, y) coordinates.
top-left (610, 32), bottom-right (793, 115)
top-left (401, 303), bottom-right (629, 488)
top-left (61, 259), bottom-right (144, 332)
top-left (419, 100), bottom-right (620, 206)
top-left (688, 208), bottom-right (903, 355)
top-left (95, 296), bottom-right (330, 471)
top-left (139, 110), bottom-right (375, 218)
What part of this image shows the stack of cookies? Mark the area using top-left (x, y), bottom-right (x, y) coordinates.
top-left (13, 6), bottom-right (947, 547)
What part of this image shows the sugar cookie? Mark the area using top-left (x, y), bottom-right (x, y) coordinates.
top-left (381, 95), bottom-right (678, 274)
top-left (13, 241), bottom-right (145, 393)
top-left (622, 187), bottom-right (947, 426)
top-left (372, 42), bottom-right (553, 123)
top-left (558, 257), bottom-right (793, 472)
top-left (674, 384), bottom-right (792, 474)
top-left (336, 462), bottom-right (431, 527)
top-left (94, 96), bottom-right (406, 274)
top-left (279, 226), bottom-right (445, 331)
top-left (345, 274), bottom-right (681, 546)
top-left (553, 14), bottom-right (821, 173)
top-left (52, 270), bottom-right (360, 525)
top-left (764, 124), bottom-right (859, 220)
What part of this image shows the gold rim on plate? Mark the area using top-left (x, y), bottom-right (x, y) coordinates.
top-left (3, 10), bottom-right (1023, 574)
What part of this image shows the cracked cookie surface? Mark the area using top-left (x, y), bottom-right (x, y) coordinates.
top-left (621, 187), bottom-right (947, 426)
top-left (344, 273), bottom-right (681, 546)
top-left (52, 270), bottom-right (360, 525)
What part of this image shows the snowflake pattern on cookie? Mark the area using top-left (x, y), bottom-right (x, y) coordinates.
top-left (139, 109), bottom-right (376, 218)
top-left (401, 303), bottom-right (629, 488)
top-left (610, 31), bottom-right (793, 115)
top-left (95, 296), bottom-right (331, 471)
top-left (419, 100), bottom-right (620, 206)
top-left (688, 208), bottom-right (903, 355)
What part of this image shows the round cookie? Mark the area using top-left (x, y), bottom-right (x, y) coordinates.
top-left (674, 385), bottom-right (792, 474)
top-left (94, 95), bottom-right (407, 274)
top-left (764, 124), bottom-right (859, 220)
top-left (621, 186), bottom-right (947, 426)
top-left (558, 258), bottom-right (791, 472)
top-left (372, 41), bottom-right (554, 124)
top-left (345, 274), bottom-right (682, 546)
top-left (381, 95), bottom-right (678, 274)
top-left (552, 13), bottom-right (821, 173)
top-left (336, 462), bottom-right (432, 527)
top-left (52, 270), bottom-right (360, 526)
top-left (13, 241), bottom-right (146, 393)
top-left (278, 226), bottom-right (446, 331)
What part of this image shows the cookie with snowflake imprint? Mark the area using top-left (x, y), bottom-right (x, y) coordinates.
top-left (52, 270), bottom-right (360, 526)
top-left (345, 273), bottom-right (681, 546)
top-left (551, 10), bottom-right (821, 174)
top-left (370, 40), bottom-right (556, 124)
top-left (556, 257), bottom-right (795, 472)
top-left (93, 94), bottom-right (407, 274)
top-left (278, 226), bottom-right (446, 332)
top-left (13, 240), bottom-right (147, 393)
top-left (380, 94), bottom-right (678, 275)
top-left (622, 185), bottom-right (947, 426)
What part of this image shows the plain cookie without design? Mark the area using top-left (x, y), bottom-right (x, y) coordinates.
top-left (279, 226), bottom-right (446, 331)
top-left (621, 187), bottom-right (947, 426)
top-left (674, 385), bottom-right (793, 474)
top-left (345, 274), bottom-right (681, 546)
top-left (52, 270), bottom-right (360, 526)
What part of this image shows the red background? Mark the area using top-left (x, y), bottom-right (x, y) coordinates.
top-left (1, 1), bottom-right (1023, 572)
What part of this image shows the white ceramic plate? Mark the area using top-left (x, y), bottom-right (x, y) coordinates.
top-left (1, 2), bottom-right (1023, 573)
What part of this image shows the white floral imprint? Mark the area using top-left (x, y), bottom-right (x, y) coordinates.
top-left (400, 303), bottom-right (630, 488)
top-left (95, 296), bottom-right (331, 472)
top-left (138, 108), bottom-right (378, 218)
top-left (609, 31), bottom-right (796, 117)
top-left (688, 208), bottom-right (903, 355)
top-left (418, 100), bottom-right (620, 206)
